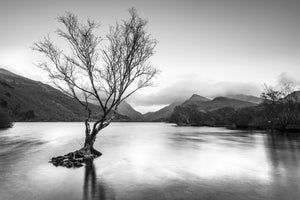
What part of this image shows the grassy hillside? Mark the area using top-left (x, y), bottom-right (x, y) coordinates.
top-left (144, 94), bottom-right (255, 122)
top-left (181, 95), bottom-right (255, 111)
top-left (144, 101), bottom-right (183, 121)
top-left (226, 94), bottom-right (262, 104)
top-left (181, 94), bottom-right (210, 107)
top-left (0, 108), bottom-right (12, 128)
top-left (117, 101), bottom-right (144, 121)
top-left (0, 68), bottom-right (142, 122)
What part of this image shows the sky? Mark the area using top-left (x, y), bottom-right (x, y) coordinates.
top-left (0, 0), bottom-right (299, 113)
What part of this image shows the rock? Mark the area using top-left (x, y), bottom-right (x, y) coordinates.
top-left (66, 163), bottom-right (72, 168)
top-left (74, 152), bottom-right (84, 158)
top-left (73, 161), bottom-right (83, 167)
top-left (56, 156), bottom-right (65, 160)
top-left (50, 149), bottom-right (102, 168)
top-left (66, 152), bottom-right (74, 158)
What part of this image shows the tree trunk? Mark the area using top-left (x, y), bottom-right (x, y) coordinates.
top-left (83, 131), bottom-right (102, 157)
top-left (84, 134), bottom-right (95, 154)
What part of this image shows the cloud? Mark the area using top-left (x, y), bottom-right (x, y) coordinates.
top-left (130, 76), bottom-right (262, 106)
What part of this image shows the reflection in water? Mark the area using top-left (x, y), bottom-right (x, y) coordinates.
top-left (263, 133), bottom-right (300, 200)
top-left (1, 123), bottom-right (300, 200)
top-left (83, 160), bottom-right (96, 200)
top-left (83, 160), bottom-right (115, 200)
top-left (265, 133), bottom-right (300, 170)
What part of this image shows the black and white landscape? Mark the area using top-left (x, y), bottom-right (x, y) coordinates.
top-left (1, 0), bottom-right (300, 200)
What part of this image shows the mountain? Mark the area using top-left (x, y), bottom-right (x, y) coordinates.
top-left (180, 94), bottom-right (256, 112)
top-left (189, 94), bottom-right (211, 102)
top-left (169, 95), bottom-right (257, 126)
top-left (226, 94), bottom-right (262, 104)
top-left (285, 91), bottom-right (300, 102)
top-left (144, 94), bottom-right (255, 122)
top-left (143, 101), bottom-right (183, 121)
top-left (143, 94), bottom-right (209, 122)
top-left (0, 68), bottom-right (142, 121)
top-left (117, 101), bottom-right (144, 121)
top-left (181, 94), bottom-right (210, 107)
top-left (196, 96), bottom-right (256, 111)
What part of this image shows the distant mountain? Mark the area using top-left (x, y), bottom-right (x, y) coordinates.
top-left (189, 94), bottom-right (211, 102)
top-left (144, 101), bottom-right (183, 121)
top-left (117, 101), bottom-right (144, 121)
top-left (180, 94), bottom-right (255, 112)
top-left (226, 94), bottom-right (262, 104)
top-left (0, 68), bottom-right (142, 122)
top-left (169, 95), bottom-right (257, 126)
top-left (285, 91), bottom-right (300, 102)
top-left (196, 96), bottom-right (256, 111)
top-left (181, 94), bottom-right (210, 107)
top-left (144, 94), bottom-right (256, 122)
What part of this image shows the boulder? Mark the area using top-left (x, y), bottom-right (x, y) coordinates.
top-left (49, 149), bottom-right (102, 168)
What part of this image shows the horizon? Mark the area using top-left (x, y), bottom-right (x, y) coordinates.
top-left (0, 67), bottom-right (265, 114)
top-left (0, 0), bottom-right (299, 113)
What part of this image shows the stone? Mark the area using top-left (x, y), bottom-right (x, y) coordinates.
top-left (66, 152), bottom-right (74, 158)
top-left (75, 152), bottom-right (84, 158)
top-left (49, 148), bottom-right (102, 168)
top-left (73, 161), bottom-right (83, 167)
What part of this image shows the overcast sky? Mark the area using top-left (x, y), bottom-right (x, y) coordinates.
top-left (0, 0), bottom-right (299, 113)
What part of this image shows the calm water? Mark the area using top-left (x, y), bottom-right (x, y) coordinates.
top-left (0, 123), bottom-right (300, 200)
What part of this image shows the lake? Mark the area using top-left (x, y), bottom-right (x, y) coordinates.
top-left (0, 122), bottom-right (300, 200)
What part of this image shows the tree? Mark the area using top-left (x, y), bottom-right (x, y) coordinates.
top-left (261, 83), bottom-right (293, 105)
top-left (33, 8), bottom-right (158, 156)
top-left (260, 83), bottom-right (300, 131)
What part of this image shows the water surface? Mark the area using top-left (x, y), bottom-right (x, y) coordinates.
top-left (1, 122), bottom-right (300, 200)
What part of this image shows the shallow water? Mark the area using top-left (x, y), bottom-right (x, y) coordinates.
top-left (0, 122), bottom-right (300, 200)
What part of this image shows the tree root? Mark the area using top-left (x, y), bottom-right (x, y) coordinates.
top-left (49, 148), bottom-right (102, 168)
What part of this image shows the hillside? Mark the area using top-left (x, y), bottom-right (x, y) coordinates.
top-left (226, 94), bottom-right (262, 104)
top-left (181, 94), bottom-right (210, 107)
top-left (195, 96), bottom-right (256, 111)
top-left (117, 101), bottom-right (144, 121)
top-left (181, 94), bottom-right (255, 111)
top-left (169, 95), bottom-right (258, 126)
top-left (143, 94), bottom-right (210, 122)
top-left (285, 91), bottom-right (300, 102)
top-left (0, 108), bottom-right (12, 128)
top-left (144, 94), bottom-right (256, 122)
top-left (0, 68), bottom-right (142, 122)
top-left (143, 101), bottom-right (183, 121)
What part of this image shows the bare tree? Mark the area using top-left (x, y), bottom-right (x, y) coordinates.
top-left (33, 8), bottom-right (158, 156)
top-left (261, 83), bottom-right (299, 131)
top-left (261, 83), bottom-right (295, 105)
